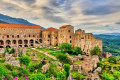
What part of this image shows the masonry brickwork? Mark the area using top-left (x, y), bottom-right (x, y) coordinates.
top-left (0, 23), bottom-right (102, 54)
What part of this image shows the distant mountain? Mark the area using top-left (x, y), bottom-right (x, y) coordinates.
top-left (0, 13), bottom-right (45, 29)
top-left (96, 32), bottom-right (120, 36)
top-left (0, 13), bottom-right (35, 25)
top-left (0, 20), bottom-right (8, 23)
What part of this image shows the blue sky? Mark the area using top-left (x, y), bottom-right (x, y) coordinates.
top-left (0, 0), bottom-right (120, 34)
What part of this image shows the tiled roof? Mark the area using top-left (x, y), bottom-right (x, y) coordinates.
top-left (0, 23), bottom-right (42, 29)
top-left (43, 27), bottom-right (59, 31)
top-left (60, 25), bottom-right (71, 28)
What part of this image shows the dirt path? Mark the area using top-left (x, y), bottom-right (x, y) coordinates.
top-left (31, 48), bottom-right (57, 60)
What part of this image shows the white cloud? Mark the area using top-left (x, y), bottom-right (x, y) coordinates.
top-left (0, 0), bottom-right (120, 33)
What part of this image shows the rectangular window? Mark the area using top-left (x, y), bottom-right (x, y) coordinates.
top-left (12, 35), bottom-right (14, 38)
top-left (7, 35), bottom-right (9, 38)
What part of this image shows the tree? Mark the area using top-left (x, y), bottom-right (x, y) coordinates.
top-left (60, 43), bottom-right (72, 53)
top-left (90, 46), bottom-right (101, 55)
top-left (56, 54), bottom-right (70, 64)
top-left (63, 64), bottom-right (70, 78)
top-left (18, 55), bottom-right (30, 67)
top-left (73, 47), bottom-right (82, 55)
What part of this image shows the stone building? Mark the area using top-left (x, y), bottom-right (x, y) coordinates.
top-left (0, 23), bottom-right (42, 48)
top-left (0, 23), bottom-right (102, 54)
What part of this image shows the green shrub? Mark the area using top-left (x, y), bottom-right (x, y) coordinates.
top-left (11, 70), bottom-right (19, 77)
top-left (60, 43), bottom-right (72, 53)
top-left (18, 67), bottom-right (29, 76)
top-left (101, 73), bottom-right (114, 80)
top-left (71, 70), bottom-right (86, 80)
top-left (5, 64), bottom-right (14, 71)
top-left (0, 65), bottom-right (7, 77)
top-left (57, 71), bottom-right (66, 80)
top-left (72, 47), bottom-right (82, 55)
top-left (99, 57), bottom-right (102, 61)
top-left (90, 46), bottom-right (101, 55)
top-left (8, 48), bottom-right (15, 54)
top-left (56, 54), bottom-right (70, 64)
top-left (18, 55), bottom-right (30, 67)
top-left (29, 73), bottom-right (46, 80)
top-left (48, 63), bottom-right (57, 77)
top-left (63, 64), bottom-right (70, 77)
top-left (108, 57), bottom-right (117, 64)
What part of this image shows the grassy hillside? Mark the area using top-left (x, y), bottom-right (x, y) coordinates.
top-left (94, 34), bottom-right (120, 56)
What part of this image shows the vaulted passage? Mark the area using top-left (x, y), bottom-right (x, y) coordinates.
top-left (18, 40), bottom-right (22, 44)
top-left (0, 40), bottom-right (4, 45)
top-left (13, 40), bottom-right (16, 44)
top-left (30, 39), bottom-right (34, 44)
top-left (18, 45), bottom-right (22, 47)
top-left (24, 40), bottom-right (28, 44)
top-left (6, 40), bottom-right (11, 45)
top-left (0, 46), bottom-right (3, 48)
top-left (24, 45), bottom-right (28, 47)
top-left (6, 45), bottom-right (11, 48)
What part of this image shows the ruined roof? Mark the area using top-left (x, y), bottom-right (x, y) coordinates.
top-left (0, 23), bottom-right (42, 29)
top-left (60, 25), bottom-right (72, 28)
top-left (43, 27), bottom-right (59, 31)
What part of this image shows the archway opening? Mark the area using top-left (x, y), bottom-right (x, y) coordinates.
top-left (6, 40), bottom-right (11, 45)
top-left (18, 40), bottom-right (22, 44)
top-left (24, 45), bottom-right (28, 47)
top-left (30, 39), bottom-right (34, 44)
top-left (13, 40), bottom-right (16, 44)
top-left (24, 40), bottom-right (28, 44)
top-left (6, 45), bottom-right (11, 48)
top-left (0, 40), bottom-right (4, 45)
top-left (18, 45), bottom-right (22, 47)
top-left (0, 46), bottom-right (3, 48)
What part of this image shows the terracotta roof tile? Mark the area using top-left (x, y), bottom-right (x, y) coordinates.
top-left (0, 23), bottom-right (42, 29)
top-left (43, 27), bottom-right (59, 31)
top-left (60, 25), bottom-right (71, 28)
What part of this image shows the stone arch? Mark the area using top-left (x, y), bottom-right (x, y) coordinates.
top-left (6, 45), bottom-right (11, 48)
top-left (0, 40), bottom-right (4, 45)
top-left (24, 45), bottom-right (28, 47)
top-left (13, 40), bottom-right (16, 44)
top-left (30, 39), bottom-right (34, 44)
top-left (39, 39), bottom-right (42, 43)
top-left (24, 40), bottom-right (28, 44)
top-left (18, 40), bottom-right (22, 44)
top-left (6, 40), bottom-right (11, 45)
top-left (0, 46), bottom-right (3, 48)
top-left (18, 45), bottom-right (22, 47)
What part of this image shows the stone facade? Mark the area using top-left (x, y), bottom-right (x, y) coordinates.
top-left (0, 23), bottom-right (102, 54)
top-left (0, 23), bottom-right (42, 48)
top-left (42, 25), bottom-right (102, 54)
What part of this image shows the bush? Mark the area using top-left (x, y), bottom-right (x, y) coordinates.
top-left (101, 73), bottom-right (114, 80)
top-left (0, 66), bottom-right (7, 77)
top-left (72, 47), bottom-right (82, 55)
top-left (60, 43), bottom-right (72, 53)
top-left (108, 57), bottom-right (117, 64)
top-left (56, 54), bottom-right (70, 64)
top-left (99, 57), bottom-right (102, 61)
top-left (48, 63), bottom-right (57, 77)
top-left (18, 67), bottom-right (29, 76)
top-left (11, 70), bottom-right (19, 77)
top-left (57, 71), bottom-right (66, 80)
top-left (71, 70), bottom-right (86, 80)
top-left (8, 48), bottom-right (15, 54)
top-left (5, 64), bottom-right (14, 71)
top-left (29, 73), bottom-right (46, 80)
top-left (90, 46), bottom-right (101, 55)
top-left (18, 55), bottom-right (30, 67)
top-left (63, 64), bottom-right (70, 77)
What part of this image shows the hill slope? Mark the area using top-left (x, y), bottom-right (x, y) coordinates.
top-left (94, 34), bottom-right (120, 56)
